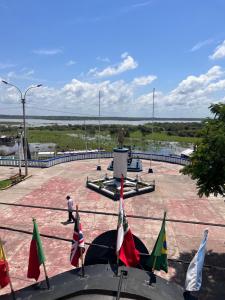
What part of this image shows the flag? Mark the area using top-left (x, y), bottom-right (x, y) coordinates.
top-left (0, 241), bottom-right (10, 289)
top-left (185, 229), bottom-right (208, 292)
top-left (70, 208), bottom-right (85, 267)
top-left (116, 176), bottom-right (140, 267)
top-left (147, 212), bottom-right (168, 273)
top-left (27, 219), bottom-right (46, 281)
top-left (116, 175), bottom-right (124, 253)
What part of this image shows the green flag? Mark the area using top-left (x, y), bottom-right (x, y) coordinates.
top-left (147, 212), bottom-right (168, 273)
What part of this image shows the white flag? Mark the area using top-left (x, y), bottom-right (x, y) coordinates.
top-left (185, 229), bottom-right (208, 291)
top-left (116, 176), bottom-right (124, 253)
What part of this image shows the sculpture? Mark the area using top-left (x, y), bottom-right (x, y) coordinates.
top-left (118, 128), bottom-right (125, 148)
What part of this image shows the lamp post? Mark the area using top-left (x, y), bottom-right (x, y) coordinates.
top-left (1, 80), bottom-right (42, 176)
top-left (16, 126), bottom-right (23, 177)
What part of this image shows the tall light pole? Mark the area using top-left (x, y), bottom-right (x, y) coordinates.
top-left (1, 80), bottom-right (42, 176)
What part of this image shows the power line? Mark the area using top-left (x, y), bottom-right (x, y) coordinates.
top-left (1, 202), bottom-right (225, 228)
top-left (0, 225), bottom-right (224, 271)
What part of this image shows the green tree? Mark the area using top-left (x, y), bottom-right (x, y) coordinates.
top-left (181, 103), bottom-right (225, 197)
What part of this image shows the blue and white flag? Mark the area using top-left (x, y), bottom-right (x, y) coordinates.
top-left (185, 229), bottom-right (208, 291)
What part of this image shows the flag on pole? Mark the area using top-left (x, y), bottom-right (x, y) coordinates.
top-left (27, 219), bottom-right (46, 281)
top-left (70, 208), bottom-right (85, 267)
top-left (185, 229), bottom-right (208, 292)
top-left (116, 175), bottom-right (140, 267)
top-left (0, 241), bottom-right (10, 289)
top-left (146, 212), bottom-right (168, 273)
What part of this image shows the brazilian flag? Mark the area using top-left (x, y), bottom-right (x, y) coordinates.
top-left (147, 212), bottom-right (168, 273)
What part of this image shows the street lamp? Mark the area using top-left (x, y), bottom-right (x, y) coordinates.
top-left (1, 80), bottom-right (42, 176)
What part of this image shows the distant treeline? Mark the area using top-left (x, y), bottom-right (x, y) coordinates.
top-left (33, 122), bottom-right (203, 138)
top-left (0, 122), bottom-right (203, 139)
top-left (0, 114), bottom-right (204, 122)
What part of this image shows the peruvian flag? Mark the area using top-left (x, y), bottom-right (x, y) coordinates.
top-left (116, 176), bottom-right (140, 267)
top-left (27, 219), bottom-right (46, 281)
top-left (70, 208), bottom-right (85, 267)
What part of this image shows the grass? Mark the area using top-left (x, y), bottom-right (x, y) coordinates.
top-left (1, 124), bottom-right (201, 154)
top-left (0, 179), bottom-right (12, 189)
top-left (27, 129), bottom-right (200, 151)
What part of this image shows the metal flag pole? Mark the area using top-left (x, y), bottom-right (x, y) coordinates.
top-left (97, 90), bottom-right (101, 170)
top-left (42, 262), bottom-right (50, 289)
top-left (152, 87), bottom-right (155, 134)
top-left (84, 119), bottom-right (88, 151)
top-left (76, 205), bottom-right (85, 277)
top-left (148, 88), bottom-right (155, 173)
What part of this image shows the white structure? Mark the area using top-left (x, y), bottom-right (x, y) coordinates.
top-left (113, 148), bottom-right (128, 179)
top-left (180, 148), bottom-right (194, 158)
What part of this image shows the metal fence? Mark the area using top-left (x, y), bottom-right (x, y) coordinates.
top-left (0, 151), bottom-right (189, 168)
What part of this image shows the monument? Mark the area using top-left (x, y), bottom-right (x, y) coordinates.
top-left (108, 128), bottom-right (142, 173)
top-left (86, 129), bottom-right (155, 200)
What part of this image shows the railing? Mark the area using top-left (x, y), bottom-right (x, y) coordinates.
top-left (0, 151), bottom-right (189, 168)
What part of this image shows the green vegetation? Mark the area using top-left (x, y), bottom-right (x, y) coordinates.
top-left (0, 122), bottom-right (202, 152)
top-left (0, 179), bottom-right (12, 189)
top-left (0, 118), bottom-right (202, 153)
top-left (181, 103), bottom-right (225, 197)
top-left (0, 175), bottom-right (25, 190)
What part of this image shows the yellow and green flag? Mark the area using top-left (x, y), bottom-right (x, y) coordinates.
top-left (147, 212), bottom-right (168, 273)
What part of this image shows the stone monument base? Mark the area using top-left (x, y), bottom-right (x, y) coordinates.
top-left (86, 175), bottom-right (155, 201)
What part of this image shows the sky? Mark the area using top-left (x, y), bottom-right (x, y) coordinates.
top-left (0, 0), bottom-right (225, 118)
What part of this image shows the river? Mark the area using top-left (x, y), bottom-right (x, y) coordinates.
top-left (0, 118), bottom-right (201, 127)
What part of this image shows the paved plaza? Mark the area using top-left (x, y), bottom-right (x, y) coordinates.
top-left (0, 159), bottom-right (225, 299)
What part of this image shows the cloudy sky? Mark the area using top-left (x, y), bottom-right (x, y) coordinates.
top-left (0, 0), bottom-right (225, 118)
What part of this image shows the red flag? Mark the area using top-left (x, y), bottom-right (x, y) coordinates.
top-left (117, 175), bottom-right (140, 267)
top-left (70, 210), bottom-right (85, 267)
top-left (0, 242), bottom-right (10, 289)
top-left (119, 228), bottom-right (140, 267)
top-left (27, 219), bottom-right (45, 281)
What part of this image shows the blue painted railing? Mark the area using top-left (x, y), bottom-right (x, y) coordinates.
top-left (0, 151), bottom-right (189, 168)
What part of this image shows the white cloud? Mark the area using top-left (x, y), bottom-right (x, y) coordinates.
top-left (121, 1), bottom-right (152, 13)
top-left (66, 60), bottom-right (76, 66)
top-left (90, 53), bottom-right (138, 78)
top-left (33, 48), bottom-right (63, 55)
top-left (209, 40), bottom-right (225, 60)
top-left (190, 39), bottom-right (213, 52)
top-left (1, 66), bottom-right (225, 118)
top-left (0, 62), bottom-right (16, 69)
top-left (96, 56), bottom-right (110, 63)
top-left (121, 52), bottom-right (129, 59)
top-left (160, 66), bottom-right (225, 108)
top-left (132, 75), bottom-right (157, 86)
top-left (131, 1), bottom-right (152, 9)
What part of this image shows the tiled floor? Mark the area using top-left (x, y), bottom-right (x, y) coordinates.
top-left (0, 159), bottom-right (224, 299)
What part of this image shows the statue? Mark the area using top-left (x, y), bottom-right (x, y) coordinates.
top-left (118, 128), bottom-right (125, 148)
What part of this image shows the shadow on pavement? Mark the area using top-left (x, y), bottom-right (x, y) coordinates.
top-left (170, 250), bottom-right (225, 300)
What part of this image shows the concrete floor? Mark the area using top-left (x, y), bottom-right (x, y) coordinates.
top-left (0, 159), bottom-right (225, 299)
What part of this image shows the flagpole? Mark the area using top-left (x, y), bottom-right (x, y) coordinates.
top-left (42, 262), bottom-right (50, 289)
top-left (76, 205), bottom-right (85, 277)
top-left (0, 239), bottom-right (16, 300)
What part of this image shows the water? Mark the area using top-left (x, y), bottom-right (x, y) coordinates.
top-left (134, 140), bottom-right (192, 156)
top-left (0, 118), bottom-right (201, 127)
